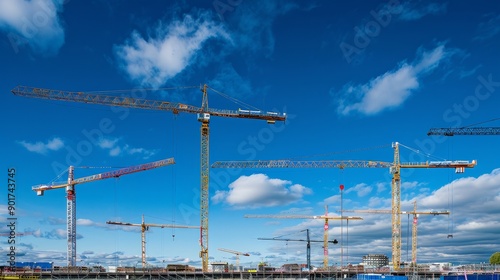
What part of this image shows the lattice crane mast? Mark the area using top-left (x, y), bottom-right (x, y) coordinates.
top-left (343, 200), bottom-right (449, 267)
top-left (107, 215), bottom-right (199, 268)
top-left (212, 142), bottom-right (476, 270)
top-left (244, 206), bottom-right (360, 269)
top-left (427, 127), bottom-right (500, 136)
top-left (11, 84), bottom-right (286, 272)
top-left (217, 248), bottom-right (250, 269)
top-left (32, 157), bottom-right (175, 267)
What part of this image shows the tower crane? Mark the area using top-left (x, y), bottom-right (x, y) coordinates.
top-left (217, 248), bottom-right (250, 270)
top-left (106, 215), bottom-right (199, 268)
top-left (11, 84), bottom-right (286, 271)
top-left (244, 206), bottom-right (361, 269)
top-left (211, 142), bottom-right (476, 270)
top-left (427, 127), bottom-right (500, 136)
top-left (427, 118), bottom-right (500, 136)
top-left (258, 229), bottom-right (338, 271)
top-left (343, 200), bottom-right (449, 267)
top-left (31, 157), bottom-right (175, 267)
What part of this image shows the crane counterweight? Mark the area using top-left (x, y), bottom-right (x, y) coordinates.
top-left (13, 84), bottom-right (286, 272)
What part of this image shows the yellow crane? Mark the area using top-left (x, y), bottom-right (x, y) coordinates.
top-left (217, 248), bottom-right (250, 270)
top-left (343, 200), bottom-right (449, 267)
top-left (31, 157), bottom-right (175, 267)
top-left (11, 84), bottom-right (286, 271)
top-left (211, 141), bottom-right (476, 270)
top-left (107, 215), bottom-right (199, 268)
top-left (244, 206), bottom-right (361, 269)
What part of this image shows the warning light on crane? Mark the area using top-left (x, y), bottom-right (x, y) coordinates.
top-left (12, 84), bottom-right (286, 272)
top-left (212, 142), bottom-right (476, 270)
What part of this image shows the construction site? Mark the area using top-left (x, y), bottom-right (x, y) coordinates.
top-left (3, 84), bottom-right (499, 280)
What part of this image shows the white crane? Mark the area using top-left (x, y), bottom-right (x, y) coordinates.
top-left (218, 248), bottom-right (250, 270)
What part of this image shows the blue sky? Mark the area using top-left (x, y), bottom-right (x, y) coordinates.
top-left (1, 0), bottom-right (500, 270)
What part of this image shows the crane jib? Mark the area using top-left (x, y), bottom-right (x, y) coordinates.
top-left (99, 159), bottom-right (174, 180)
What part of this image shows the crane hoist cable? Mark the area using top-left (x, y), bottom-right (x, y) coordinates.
top-left (460, 117), bottom-right (500, 128)
top-left (207, 85), bottom-right (261, 111)
top-left (171, 114), bottom-right (177, 241)
top-left (12, 84), bottom-right (286, 272)
top-left (281, 144), bottom-right (392, 161)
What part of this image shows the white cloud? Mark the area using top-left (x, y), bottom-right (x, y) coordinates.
top-left (97, 138), bottom-right (119, 149)
top-left (419, 169), bottom-right (500, 214)
top-left (375, 182), bottom-right (387, 193)
top-left (97, 137), bottom-right (156, 158)
top-left (32, 228), bottom-right (67, 239)
top-left (401, 181), bottom-right (425, 190)
top-left (323, 194), bottom-right (341, 206)
top-left (77, 219), bottom-right (96, 226)
top-left (18, 137), bottom-right (64, 154)
top-left (115, 12), bottom-right (230, 87)
top-left (0, 0), bottom-right (65, 55)
top-left (109, 146), bottom-right (121, 157)
top-left (335, 44), bottom-right (453, 116)
top-left (212, 173), bottom-right (312, 208)
top-left (345, 183), bottom-right (373, 197)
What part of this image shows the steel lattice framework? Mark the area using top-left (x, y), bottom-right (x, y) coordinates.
top-left (32, 158), bottom-right (175, 266)
top-left (427, 127), bottom-right (500, 136)
top-left (212, 142), bottom-right (476, 270)
top-left (12, 85), bottom-right (286, 271)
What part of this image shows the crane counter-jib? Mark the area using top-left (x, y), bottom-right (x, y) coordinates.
top-left (12, 84), bottom-right (287, 271)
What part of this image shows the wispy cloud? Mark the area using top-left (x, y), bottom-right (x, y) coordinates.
top-left (334, 43), bottom-right (455, 116)
top-left (0, 0), bottom-right (65, 55)
top-left (32, 228), bottom-right (83, 240)
top-left (212, 173), bottom-right (312, 208)
top-left (395, 2), bottom-right (447, 21)
top-left (96, 137), bottom-right (156, 159)
top-left (227, 1), bottom-right (298, 57)
top-left (208, 64), bottom-right (255, 99)
top-left (115, 11), bottom-right (230, 88)
top-left (474, 13), bottom-right (500, 41)
top-left (18, 137), bottom-right (64, 154)
top-left (345, 183), bottom-right (373, 197)
top-left (39, 217), bottom-right (65, 225)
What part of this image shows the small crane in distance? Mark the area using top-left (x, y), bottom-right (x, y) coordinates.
top-left (217, 248), bottom-right (250, 270)
top-left (12, 84), bottom-right (286, 272)
top-left (258, 229), bottom-right (338, 271)
top-left (343, 200), bottom-right (449, 267)
top-left (427, 118), bottom-right (500, 136)
top-left (212, 142), bottom-right (476, 270)
top-left (244, 206), bottom-right (361, 269)
top-left (107, 214), bottom-right (199, 268)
